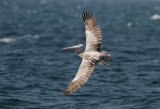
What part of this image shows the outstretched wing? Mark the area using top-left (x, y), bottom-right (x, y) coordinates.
top-left (82, 11), bottom-right (102, 51)
top-left (64, 59), bottom-right (95, 95)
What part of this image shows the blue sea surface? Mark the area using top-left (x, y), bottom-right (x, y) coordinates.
top-left (0, 0), bottom-right (160, 108)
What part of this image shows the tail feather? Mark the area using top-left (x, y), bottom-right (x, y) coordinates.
top-left (99, 51), bottom-right (111, 66)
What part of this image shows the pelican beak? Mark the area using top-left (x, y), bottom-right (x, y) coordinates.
top-left (61, 44), bottom-right (83, 50)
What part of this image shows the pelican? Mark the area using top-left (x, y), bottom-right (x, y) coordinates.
top-left (61, 11), bottom-right (111, 95)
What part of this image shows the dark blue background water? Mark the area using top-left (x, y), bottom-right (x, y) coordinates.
top-left (0, 0), bottom-right (160, 108)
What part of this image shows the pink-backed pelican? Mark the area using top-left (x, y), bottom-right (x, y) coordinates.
top-left (61, 11), bottom-right (111, 95)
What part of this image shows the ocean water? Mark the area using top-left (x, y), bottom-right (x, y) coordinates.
top-left (0, 0), bottom-right (160, 108)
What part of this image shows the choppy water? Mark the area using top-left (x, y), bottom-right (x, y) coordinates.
top-left (0, 0), bottom-right (160, 108)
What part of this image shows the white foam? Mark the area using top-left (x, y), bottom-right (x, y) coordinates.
top-left (153, 59), bottom-right (159, 63)
top-left (20, 34), bottom-right (40, 39)
top-left (150, 14), bottom-right (160, 20)
top-left (0, 34), bottom-right (39, 43)
top-left (0, 38), bottom-right (16, 43)
top-left (127, 22), bottom-right (132, 27)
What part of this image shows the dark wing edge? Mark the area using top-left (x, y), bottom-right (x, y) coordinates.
top-left (82, 11), bottom-right (98, 31)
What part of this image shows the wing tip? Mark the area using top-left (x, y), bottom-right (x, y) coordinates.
top-left (63, 81), bottom-right (81, 95)
top-left (63, 90), bottom-right (70, 95)
top-left (82, 11), bottom-right (94, 21)
top-left (63, 87), bottom-right (76, 95)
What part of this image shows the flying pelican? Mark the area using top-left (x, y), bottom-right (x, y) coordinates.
top-left (61, 11), bottom-right (111, 95)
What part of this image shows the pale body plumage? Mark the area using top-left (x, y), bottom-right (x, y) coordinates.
top-left (61, 11), bottom-right (111, 95)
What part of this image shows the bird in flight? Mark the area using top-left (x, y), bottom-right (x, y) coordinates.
top-left (61, 11), bottom-right (111, 95)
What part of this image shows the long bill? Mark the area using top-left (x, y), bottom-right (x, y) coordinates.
top-left (61, 44), bottom-right (83, 50)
